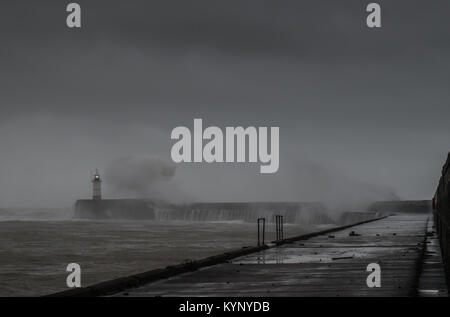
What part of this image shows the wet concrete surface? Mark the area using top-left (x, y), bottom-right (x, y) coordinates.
top-left (417, 219), bottom-right (448, 296)
top-left (114, 215), bottom-right (448, 297)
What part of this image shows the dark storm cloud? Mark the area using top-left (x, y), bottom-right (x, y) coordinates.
top-left (2, 0), bottom-right (450, 58)
top-left (0, 1), bottom-right (449, 206)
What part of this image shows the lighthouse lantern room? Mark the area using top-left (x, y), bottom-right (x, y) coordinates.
top-left (92, 169), bottom-right (102, 200)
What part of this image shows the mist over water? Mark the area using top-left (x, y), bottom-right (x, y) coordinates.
top-left (104, 156), bottom-right (191, 203)
top-left (291, 161), bottom-right (400, 213)
top-left (99, 156), bottom-right (400, 219)
top-left (0, 208), bottom-right (73, 222)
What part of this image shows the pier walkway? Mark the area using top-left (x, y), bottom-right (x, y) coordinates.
top-left (114, 215), bottom-right (448, 297)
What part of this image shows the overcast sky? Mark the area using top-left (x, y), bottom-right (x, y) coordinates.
top-left (0, 0), bottom-right (449, 207)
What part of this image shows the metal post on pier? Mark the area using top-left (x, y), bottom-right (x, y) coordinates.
top-left (281, 215), bottom-right (284, 240)
top-left (275, 215), bottom-right (284, 241)
top-left (276, 215), bottom-right (279, 240)
top-left (257, 218), bottom-right (266, 246)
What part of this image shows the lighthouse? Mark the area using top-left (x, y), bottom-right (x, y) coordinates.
top-left (92, 169), bottom-right (102, 200)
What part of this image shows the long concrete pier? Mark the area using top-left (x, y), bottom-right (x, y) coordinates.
top-left (109, 214), bottom-right (446, 297)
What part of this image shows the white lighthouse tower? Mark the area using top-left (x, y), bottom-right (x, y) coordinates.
top-left (92, 169), bottom-right (102, 200)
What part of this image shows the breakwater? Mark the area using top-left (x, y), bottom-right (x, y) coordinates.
top-left (74, 199), bottom-right (430, 225)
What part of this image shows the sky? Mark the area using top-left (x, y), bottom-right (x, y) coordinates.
top-left (0, 0), bottom-right (449, 207)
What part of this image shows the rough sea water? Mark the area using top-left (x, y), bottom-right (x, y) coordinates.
top-left (0, 208), bottom-right (326, 297)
